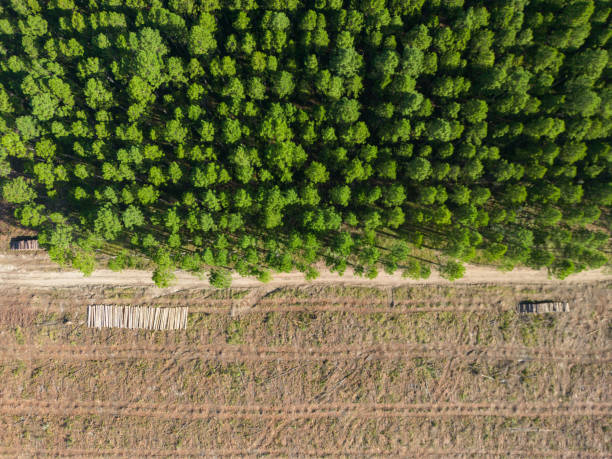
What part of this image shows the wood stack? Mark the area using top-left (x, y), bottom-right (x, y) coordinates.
top-left (10, 238), bottom-right (39, 250)
top-left (518, 301), bottom-right (570, 313)
top-left (87, 305), bottom-right (188, 330)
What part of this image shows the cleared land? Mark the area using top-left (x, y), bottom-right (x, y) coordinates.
top-left (0, 274), bottom-right (610, 456)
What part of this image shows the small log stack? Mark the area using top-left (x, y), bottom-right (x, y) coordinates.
top-left (10, 238), bottom-right (39, 250)
top-left (518, 301), bottom-right (570, 313)
top-left (87, 305), bottom-right (188, 330)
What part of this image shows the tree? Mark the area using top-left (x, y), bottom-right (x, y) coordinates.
top-left (461, 99), bottom-right (488, 123)
top-left (31, 93), bottom-right (58, 121)
top-left (332, 98), bottom-right (360, 124)
top-left (564, 86), bottom-right (601, 116)
top-left (405, 157), bottom-right (432, 181)
top-left (72, 249), bottom-right (95, 276)
top-left (305, 162), bottom-right (328, 183)
top-left (209, 269), bottom-right (232, 288)
top-left (94, 206), bottom-right (122, 241)
top-left (134, 28), bottom-right (168, 88)
top-left (373, 49), bottom-right (399, 87)
top-left (272, 71), bottom-right (294, 98)
top-left (152, 249), bottom-right (176, 288)
top-left (222, 119), bottom-right (242, 143)
top-left (122, 205), bottom-right (144, 229)
top-left (439, 260), bottom-right (465, 281)
top-left (15, 116), bottom-right (40, 141)
top-left (40, 223), bottom-right (74, 267)
top-left (330, 39), bottom-right (362, 77)
top-left (84, 78), bottom-right (113, 110)
top-left (189, 23), bottom-right (216, 55)
top-left (2, 177), bottom-right (36, 203)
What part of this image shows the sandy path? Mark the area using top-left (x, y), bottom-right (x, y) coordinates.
top-left (2, 343), bottom-right (608, 363)
top-left (0, 253), bottom-right (610, 288)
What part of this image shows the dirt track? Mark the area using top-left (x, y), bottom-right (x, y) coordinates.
top-left (1, 253), bottom-right (611, 288)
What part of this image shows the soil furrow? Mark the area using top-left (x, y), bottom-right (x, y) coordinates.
top-left (8, 299), bottom-right (608, 314)
top-left (0, 447), bottom-right (606, 457)
top-left (5, 299), bottom-right (608, 317)
top-left (1, 343), bottom-right (609, 363)
top-left (0, 399), bottom-right (609, 420)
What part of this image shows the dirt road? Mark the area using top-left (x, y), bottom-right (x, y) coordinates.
top-left (0, 253), bottom-right (610, 288)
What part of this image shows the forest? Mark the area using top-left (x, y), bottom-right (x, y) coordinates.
top-left (0, 0), bottom-right (610, 287)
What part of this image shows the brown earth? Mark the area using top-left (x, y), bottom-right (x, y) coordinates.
top-left (0, 279), bottom-right (609, 456)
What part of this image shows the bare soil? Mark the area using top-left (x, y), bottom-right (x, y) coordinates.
top-left (0, 279), bottom-right (609, 456)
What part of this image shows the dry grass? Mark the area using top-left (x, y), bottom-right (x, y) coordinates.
top-left (0, 282), bottom-right (609, 456)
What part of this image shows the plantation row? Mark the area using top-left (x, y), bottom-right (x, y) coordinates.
top-left (0, 0), bottom-right (610, 286)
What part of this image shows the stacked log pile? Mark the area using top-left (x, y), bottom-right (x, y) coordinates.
top-left (518, 301), bottom-right (570, 313)
top-left (87, 305), bottom-right (188, 330)
top-left (10, 238), bottom-right (39, 250)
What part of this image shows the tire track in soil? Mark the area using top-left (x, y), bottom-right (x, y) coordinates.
top-left (3, 298), bottom-right (508, 314)
top-left (8, 298), bottom-right (608, 316)
top-left (1, 343), bottom-right (610, 363)
top-left (0, 448), bottom-right (607, 458)
top-left (194, 303), bottom-right (522, 314)
top-left (0, 399), bottom-right (610, 420)
top-left (4, 284), bottom-right (609, 315)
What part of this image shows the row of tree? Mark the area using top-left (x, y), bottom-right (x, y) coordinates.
top-left (0, 0), bottom-right (610, 286)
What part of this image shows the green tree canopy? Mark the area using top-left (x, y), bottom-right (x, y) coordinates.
top-left (0, 0), bottom-right (608, 286)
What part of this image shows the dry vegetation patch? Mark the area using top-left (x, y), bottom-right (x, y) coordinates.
top-left (0, 281), bottom-right (609, 455)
